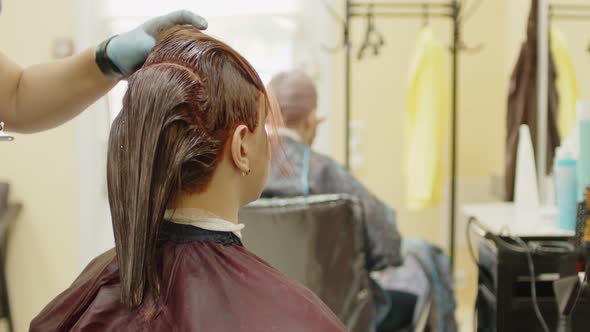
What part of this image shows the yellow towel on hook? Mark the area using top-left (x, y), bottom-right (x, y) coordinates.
top-left (551, 27), bottom-right (579, 139)
top-left (405, 27), bottom-right (450, 209)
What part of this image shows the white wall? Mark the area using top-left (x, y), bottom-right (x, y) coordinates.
top-left (0, 0), bottom-right (79, 330)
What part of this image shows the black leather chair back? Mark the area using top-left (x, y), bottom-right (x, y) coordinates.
top-left (239, 194), bottom-right (374, 332)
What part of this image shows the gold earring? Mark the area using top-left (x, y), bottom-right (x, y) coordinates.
top-left (242, 168), bottom-right (251, 176)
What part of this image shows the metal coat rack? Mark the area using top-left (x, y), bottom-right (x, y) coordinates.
top-left (342, 0), bottom-right (475, 271)
top-left (549, 3), bottom-right (590, 21)
top-left (549, 3), bottom-right (590, 54)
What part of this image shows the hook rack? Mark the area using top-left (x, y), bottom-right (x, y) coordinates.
top-left (548, 4), bottom-right (590, 55)
top-left (549, 3), bottom-right (590, 20)
top-left (357, 4), bottom-right (386, 59)
top-left (423, 3), bottom-right (430, 26)
top-left (342, 0), bottom-right (482, 271)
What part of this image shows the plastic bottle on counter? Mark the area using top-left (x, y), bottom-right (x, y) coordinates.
top-left (554, 146), bottom-right (578, 231)
top-left (576, 101), bottom-right (590, 201)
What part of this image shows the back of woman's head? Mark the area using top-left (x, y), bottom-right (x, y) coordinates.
top-left (107, 27), bottom-right (270, 309)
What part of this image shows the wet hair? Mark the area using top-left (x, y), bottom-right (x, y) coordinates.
top-left (106, 27), bottom-right (279, 309)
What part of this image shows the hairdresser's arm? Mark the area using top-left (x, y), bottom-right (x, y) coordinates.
top-left (0, 49), bottom-right (115, 133)
top-left (0, 10), bottom-right (207, 133)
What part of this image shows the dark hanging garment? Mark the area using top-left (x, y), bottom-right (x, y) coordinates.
top-left (30, 223), bottom-right (346, 332)
top-left (505, 0), bottom-right (560, 201)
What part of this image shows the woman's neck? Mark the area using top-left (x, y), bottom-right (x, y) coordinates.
top-left (172, 189), bottom-right (240, 223)
top-left (170, 158), bottom-right (246, 223)
top-left (172, 194), bottom-right (239, 224)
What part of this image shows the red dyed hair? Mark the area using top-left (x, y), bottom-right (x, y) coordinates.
top-left (107, 27), bottom-right (280, 308)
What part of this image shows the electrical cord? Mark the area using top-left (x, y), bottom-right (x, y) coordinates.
top-left (488, 234), bottom-right (550, 332)
top-left (467, 217), bottom-right (496, 332)
top-left (585, 256), bottom-right (590, 284)
top-left (466, 219), bottom-right (486, 270)
top-left (466, 218), bottom-right (480, 269)
top-left (466, 218), bottom-right (496, 289)
top-left (467, 218), bottom-right (550, 332)
top-left (565, 251), bottom-right (590, 322)
top-left (511, 236), bottom-right (551, 332)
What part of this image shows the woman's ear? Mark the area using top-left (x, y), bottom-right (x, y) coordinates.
top-left (305, 111), bottom-right (314, 127)
top-left (230, 124), bottom-right (251, 174)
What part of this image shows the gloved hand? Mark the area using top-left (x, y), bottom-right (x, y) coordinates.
top-left (106, 10), bottom-right (208, 76)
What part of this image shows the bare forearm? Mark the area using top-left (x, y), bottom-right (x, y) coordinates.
top-left (2, 48), bottom-right (116, 133)
top-left (0, 10), bottom-right (208, 134)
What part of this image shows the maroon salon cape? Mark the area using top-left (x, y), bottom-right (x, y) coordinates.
top-left (30, 223), bottom-right (346, 331)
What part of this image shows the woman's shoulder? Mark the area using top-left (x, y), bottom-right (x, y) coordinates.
top-left (32, 243), bottom-right (345, 332)
top-left (30, 249), bottom-right (119, 332)
top-left (162, 243), bottom-right (346, 331)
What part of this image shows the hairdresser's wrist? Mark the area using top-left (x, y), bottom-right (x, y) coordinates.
top-left (95, 36), bottom-right (125, 80)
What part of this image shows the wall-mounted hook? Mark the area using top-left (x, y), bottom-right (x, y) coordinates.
top-left (320, 0), bottom-right (347, 53)
top-left (357, 4), bottom-right (385, 60)
top-left (453, 40), bottom-right (484, 54)
top-left (422, 4), bottom-right (430, 27)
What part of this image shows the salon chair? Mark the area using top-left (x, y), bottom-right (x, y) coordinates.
top-left (239, 194), bottom-right (373, 332)
top-left (0, 183), bottom-right (20, 332)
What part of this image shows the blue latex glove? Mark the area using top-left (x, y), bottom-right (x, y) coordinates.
top-left (106, 10), bottom-right (208, 76)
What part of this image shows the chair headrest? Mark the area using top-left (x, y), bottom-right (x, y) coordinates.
top-left (243, 194), bottom-right (358, 209)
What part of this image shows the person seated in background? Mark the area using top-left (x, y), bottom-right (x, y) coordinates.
top-left (264, 71), bottom-right (403, 269)
top-left (263, 71), bottom-right (418, 331)
top-left (30, 28), bottom-right (345, 332)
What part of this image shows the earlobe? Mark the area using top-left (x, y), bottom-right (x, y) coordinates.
top-left (230, 125), bottom-right (250, 174)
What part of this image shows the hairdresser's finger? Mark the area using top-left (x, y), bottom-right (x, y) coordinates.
top-left (145, 10), bottom-right (208, 35)
top-left (100, 10), bottom-right (208, 78)
top-left (166, 10), bottom-right (208, 30)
